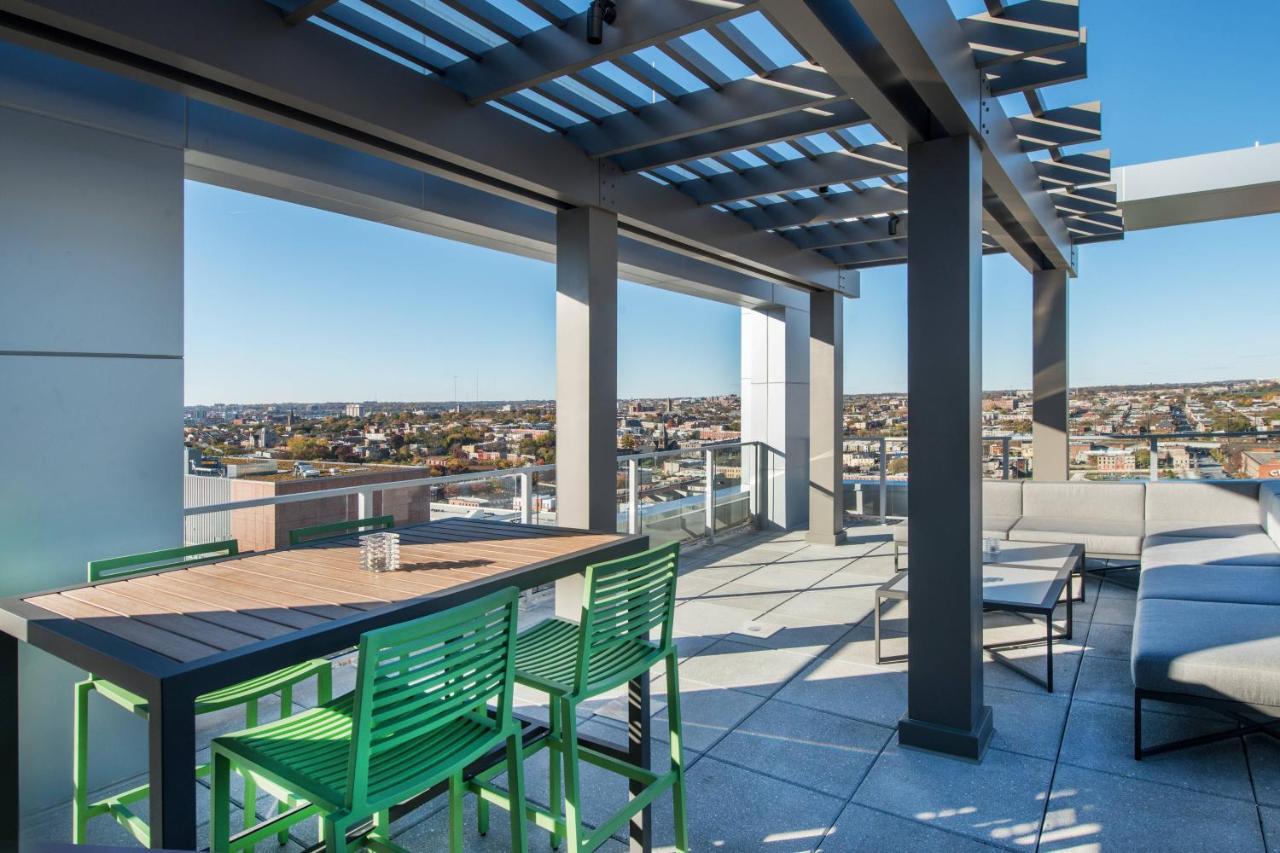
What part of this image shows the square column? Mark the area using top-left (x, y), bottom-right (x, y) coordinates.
top-left (898, 134), bottom-right (993, 761)
top-left (554, 206), bottom-right (618, 617)
top-left (807, 289), bottom-right (845, 545)
top-left (741, 302), bottom-right (809, 531)
top-left (1032, 268), bottom-right (1070, 481)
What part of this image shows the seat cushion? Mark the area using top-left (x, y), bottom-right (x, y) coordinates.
top-left (1010, 514), bottom-right (1143, 557)
top-left (892, 516), bottom-right (1019, 545)
top-left (1131, 597), bottom-right (1280, 708)
top-left (1144, 480), bottom-right (1262, 538)
top-left (982, 481), bottom-right (1023, 518)
top-left (1263, 482), bottom-right (1280, 549)
top-left (1141, 533), bottom-right (1280, 568)
top-left (1139, 563), bottom-right (1280, 606)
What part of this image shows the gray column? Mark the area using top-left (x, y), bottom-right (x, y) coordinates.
top-left (1032, 268), bottom-right (1070, 481)
top-left (807, 290), bottom-right (845, 545)
top-left (898, 134), bottom-right (993, 761)
top-left (554, 206), bottom-right (618, 617)
top-left (741, 300), bottom-right (809, 531)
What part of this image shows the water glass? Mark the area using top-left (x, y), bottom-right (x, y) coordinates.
top-left (359, 532), bottom-right (401, 572)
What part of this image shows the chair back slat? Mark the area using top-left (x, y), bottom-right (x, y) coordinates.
top-left (288, 515), bottom-right (395, 545)
top-left (576, 543), bottom-right (680, 693)
top-left (345, 587), bottom-right (520, 810)
top-left (87, 540), bottom-right (239, 582)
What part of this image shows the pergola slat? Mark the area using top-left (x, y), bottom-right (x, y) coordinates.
top-left (445, 0), bottom-right (760, 103)
top-left (608, 100), bottom-right (870, 173)
top-left (784, 215), bottom-right (908, 250)
top-left (733, 185), bottom-right (908, 230)
top-left (567, 65), bottom-right (843, 158)
top-left (1012, 101), bottom-right (1101, 152)
top-left (1034, 149), bottom-right (1111, 190)
top-left (362, 0), bottom-right (492, 61)
top-left (677, 144), bottom-right (907, 205)
top-left (985, 42), bottom-right (1087, 95)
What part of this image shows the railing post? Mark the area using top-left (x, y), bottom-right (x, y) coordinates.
top-left (357, 487), bottom-right (375, 520)
top-left (1002, 436), bottom-right (1011, 480)
top-left (704, 448), bottom-right (716, 544)
top-left (627, 458), bottom-right (639, 535)
top-left (519, 472), bottom-right (533, 525)
top-left (878, 436), bottom-right (888, 522)
top-left (753, 441), bottom-right (767, 530)
top-left (1149, 436), bottom-right (1159, 481)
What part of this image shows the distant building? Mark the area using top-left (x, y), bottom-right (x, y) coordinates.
top-left (1241, 450), bottom-right (1280, 479)
top-left (345, 403), bottom-right (364, 417)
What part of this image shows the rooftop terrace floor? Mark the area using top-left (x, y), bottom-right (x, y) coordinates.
top-left (23, 525), bottom-right (1279, 851)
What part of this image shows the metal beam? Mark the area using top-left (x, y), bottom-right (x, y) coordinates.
top-left (569, 64), bottom-right (845, 158)
top-left (960, 0), bottom-right (1080, 67)
top-left (446, 0), bottom-right (760, 104)
top-left (678, 144), bottom-right (907, 205)
top-left (0, 0), bottom-right (844, 292)
top-left (280, 0), bottom-right (337, 26)
top-left (734, 185), bottom-right (908, 230)
top-left (984, 42), bottom-right (1087, 96)
top-left (784, 215), bottom-right (906, 250)
top-left (818, 238), bottom-right (907, 267)
top-left (1115, 142), bottom-right (1280, 230)
top-left (610, 99), bottom-right (870, 173)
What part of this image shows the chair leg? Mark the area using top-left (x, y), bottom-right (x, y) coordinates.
top-left (506, 731), bottom-right (530, 853)
top-left (72, 680), bottom-right (93, 845)
top-left (322, 816), bottom-right (350, 853)
top-left (275, 687), bottom-right (292, 845)
top-left (665, 653), bottom-right (690, 853)
top-left (242, 699), bottom-right (258, 832)
top-left (448, 772), bottom-right (465, 852)
top-left (548, 700), bottom-right (563, 849)
top-left (559, 697), bottom-right (586, 853)
top-left (370, 810), bottom-right (391, 846)
top-left (211, 751), bottom-right (232, 853)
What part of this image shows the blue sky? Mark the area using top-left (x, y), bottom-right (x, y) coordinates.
top-left (184, 0), bottom-right (1280, 404)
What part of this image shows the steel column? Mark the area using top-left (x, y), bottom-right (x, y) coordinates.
top-left (807, 289), bottom-right (846, 544)
top-left (1032, 268), bottom-right (1070, 480)
top-left (555, 206), bottom-right (619, 618)
top-left (898, 133), bottom-right (993, 761)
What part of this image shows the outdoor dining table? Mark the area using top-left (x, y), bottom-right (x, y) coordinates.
top-left (0, 518), bottom-right (649, 851)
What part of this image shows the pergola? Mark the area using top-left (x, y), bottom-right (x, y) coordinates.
top-left (0, 0), bottom-right (1122, 843)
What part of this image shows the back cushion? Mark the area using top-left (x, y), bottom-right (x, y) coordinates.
top-left (1144, 480), bottom-right (1261, 525)
top-left (1261, 482), bottom-right (1280, 548)
top-left (1022, 482), bottom-right (1146, 522)
top-left (982, 481), bottom-right (1023, 517)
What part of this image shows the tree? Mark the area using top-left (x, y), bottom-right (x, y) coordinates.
top-left (887, 458), bottom-right (909, 475)
top-left (286, 436), bottom-right (329, 460)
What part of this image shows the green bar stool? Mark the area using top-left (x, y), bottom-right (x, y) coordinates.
top-left (210, 586), bottom-right (531, 853)
top-left (73, 540), bottom-right (333, 847)
top-left (288, 516), bottom-right (395, 546)
top-left (471, 543), bottom-right (689, 853)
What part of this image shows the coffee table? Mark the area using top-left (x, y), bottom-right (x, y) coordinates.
top-left (874, 540), bottom-right (1082, 692)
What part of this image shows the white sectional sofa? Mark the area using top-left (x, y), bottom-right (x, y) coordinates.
top-left (890, 478), bottom-right (1280, 757)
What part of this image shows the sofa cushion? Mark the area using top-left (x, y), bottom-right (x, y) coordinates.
top-left (892, 516), bottom-right (1019, 544)
top-left (1010, 515), bottom-right (1143, 557)
top-left (1263, 482), bottom-right (1280, 549)
top-left (1132, 597), bottom-right (1280, 708)
top-left (1021, 481), bottom-right (1146, 524)
top-left (1144, 480), bottom-right (1262, 538)
top-left (983, 480), bottom-right (1023, 519)
top-left (1141, 533), bottom-right (1280, 568)
top-left (1138, 563), bottom-right (1280, 606)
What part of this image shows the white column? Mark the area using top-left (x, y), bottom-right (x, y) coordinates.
top-left (554, 205), bottom-right (618, 618)
top-left (1032, 268), bottom-right (1070, 481)
top-left (0, 42), bottom-right (184, 813)
top-left (741, 300), bottom-right (809, 531)
top-left (807, 289), bottom-right (846, 544)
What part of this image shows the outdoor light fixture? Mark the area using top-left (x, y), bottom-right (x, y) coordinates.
top-left (587, 0), bottom-right (617, 45)
top-left (817, 185), bottom-right (830, 195)
top-left (888, 213), bottom-right (901, 236)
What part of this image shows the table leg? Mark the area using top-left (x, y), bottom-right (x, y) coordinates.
top-left (148, 681), bottom-right (197, 850)
top-left (1066, 574), bottom-right (1074, 641)
top-left (0, 633), bottom-right (17, 845)
top-left (628, 672), bottom-right (652, 853)
top-left (874, 595), bottom-right (883, 664)
top-left (1045, 616), bottom-right (1054, 694)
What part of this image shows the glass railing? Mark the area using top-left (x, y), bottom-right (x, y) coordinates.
top-left (841, 429), bottom-right (1280, 521)
top-left (183, 442), bottom-right (763, 551)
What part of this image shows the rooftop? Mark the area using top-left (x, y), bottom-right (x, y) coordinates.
top-left (22, 525), bottom-right (1271, 851)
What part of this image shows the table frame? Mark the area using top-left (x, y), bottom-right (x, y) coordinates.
top-left (0, 519), bottom-right (649, 851)
top-left (874, 543), bottom-right (1082, 693)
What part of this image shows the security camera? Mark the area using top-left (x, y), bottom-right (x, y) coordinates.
top-left (587, 0), bottom-right (618, 45)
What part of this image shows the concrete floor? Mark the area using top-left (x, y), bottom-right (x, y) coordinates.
top-left (22, 524), bottom-right (1280, 851)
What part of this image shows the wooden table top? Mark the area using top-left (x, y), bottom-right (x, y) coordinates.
top-left (17, 518), bottom-right (633, 668)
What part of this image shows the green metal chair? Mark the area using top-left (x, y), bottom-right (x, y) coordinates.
top-left (210, 586), bottom-right (531, 853)
top-left (289, 515), bottom-right (396, 546)
top-left (73, 540), bottom-right (333, 847)
top-left (471, 543), bottom-right (689, 853)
